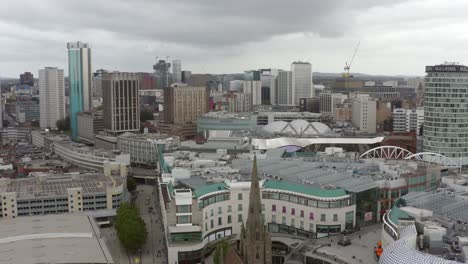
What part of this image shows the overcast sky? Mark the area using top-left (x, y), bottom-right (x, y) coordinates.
top-left (1, 0), bottom-right (467, 78)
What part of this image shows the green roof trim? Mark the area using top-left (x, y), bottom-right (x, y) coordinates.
top-left (263, 180), bottom-right (347, 198)
top-left (167, 181), bottom-right (175, 198)
top-left (194, 182), bottom-right (227, 198)
top-left (389, 199), bottom-right (410, 224)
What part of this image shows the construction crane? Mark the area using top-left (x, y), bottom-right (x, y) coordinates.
top-left (343, 41), bottom-right (360, 78)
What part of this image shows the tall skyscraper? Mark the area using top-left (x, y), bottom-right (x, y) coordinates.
top-left (352, 94), bottom-right (376, 133)
top-left (172, 59), bottom-right (182, 83)
top-left (102, 72), bottom-right (140, 133)
top-left (423, 64), bottom-right (468, 164)
top-left (39, 67), bottom-right (66, 129)
top-left (67, 41), bottom-right (92, 139)
top-left (291, 61), bottom-right (313, 105)
top-left (243, 80), bottom-right (262, 106)
top-left (278, 71), bottom-right (292, 105)
top-left (93, 69), bottom-right (108, 99)
top-left (153, 60), bottom-right (171, 89)
top-left (239, 156), bottom-right (272, 264)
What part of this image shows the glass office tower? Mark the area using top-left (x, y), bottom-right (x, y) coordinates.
top-left (424, 64), bottom-right (468, 165)
top-left (67, 41), bottom-right (92, 139)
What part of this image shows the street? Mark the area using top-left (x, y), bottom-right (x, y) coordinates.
top-left (101, 184), bottom-right (167, 264)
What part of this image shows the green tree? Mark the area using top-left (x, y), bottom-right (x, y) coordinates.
top-left (127, 177), bottom-right (137, 193)
top-left (56, 116), bottom-right (70, 131)
top-left (115, 203), bottom-right (147, 252)
top-left (140, 110), bottom-right (154, 122)
top-left (213, 240), bottom-right (230, 264)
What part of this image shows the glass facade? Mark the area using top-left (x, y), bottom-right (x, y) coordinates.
top-left (424, 64), bottom-right (468, 164)
top-left (67, 42), bottom-right (91, 139)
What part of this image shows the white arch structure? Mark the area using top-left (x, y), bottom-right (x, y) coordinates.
top-left (359, 146), bottom-right (414, 160)
top-left (404, 152), bottom-right (460, 169)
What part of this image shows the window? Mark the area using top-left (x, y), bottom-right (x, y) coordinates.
top-left (282, 216), bottom-right (286, 224)
top-left (272, 204), bottom-right (276, 212)
top-left (333, 214), bottom-right (338, 222)
top-left (177, 215), bottom-right (191, 224)
top-left (346, 211), bottom-right (354, 222)
top-left (309, 223), bottom-right (314, 231)
top-left (300, 210), bottom-right (304, 218)
top-left (205, 212), bottom-right (208, 219)
top-left (205, 223), bottom-right (208, 231)
top-left (300, 220), bottom-right (304, 229)
top-left (282, 206), bottom-right (286, 213)
top-left (218, 207), bottom-right (222, 214)
top-left (309, 212), bottom-right (314, 220)
top-left (211, 220), bottom-right (214, 228)
top-left (238, 214), bottom-right (243, 222)
top-left (228, 205), bottom-right (232, 212)
top-left (272, 215), bottom-right (276, 223)
top-left (228, 215), bottom-right (232, 224)
top-left (218, 217), bottom-right (222, 225)
top-left (177, 205), bottom-right (191, 213)
top-left (261, 204), bottom-right (265, 211)
top-left (238, 193), bottom-right (243, 200)
top-left (211, 209), bottom-right (214, 216)
top-left (291, 208), bottom-right (295, 216)
top-left (321, 214), bottom-right (326, 221)
top-left (291, 218), bottom-right (295, 227)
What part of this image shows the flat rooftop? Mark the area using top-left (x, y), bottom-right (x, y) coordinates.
top-left (0, 172), bottom-right (123, 199)
top-left (0, 214), bottom-right (114, 264)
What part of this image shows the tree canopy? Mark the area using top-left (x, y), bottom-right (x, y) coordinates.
top-left (213, 240), bottom-right (230, 264)
top-left (127, 177), bottom-right (137, 193)
top-left (115, 203), bottom-right (147, 252)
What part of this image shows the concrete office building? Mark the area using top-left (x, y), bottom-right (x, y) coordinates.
top-left (16, 99), bottom-right (40, 123)
top-left (77, 111), bottom-right (104, 144)
top-left (161, 85), bottom-right (209, 139)
top-left (102, 72), bottom-right (140, 133)
top-left (20, 72), bottom-right (34, 86)
top-left (352, 95), bottom-right (377, 133)
top-left (278, 71), bottom-right (292, 105)
top-left (423, 64), bottom-right (468, 164)
top-left (39, 67), bottom-right (66, 129)
top-left (260, 72), bottom-right (278, 105)
top-left (0, 215), bottom-right (114, 264)
top-left (172, 59), bottom-right (182, 83)
top-left (67, 41), bottom-right (92, 139)
top-left (292, 61), bottom-right (313, 105)
top-left (243, 80), bottom-right (262, 106)
top-left (393, 108), bottom-right (424, 135)
top-left (0, 162), bottom-right (126, 219)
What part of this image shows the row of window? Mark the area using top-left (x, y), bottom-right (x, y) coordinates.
top-left (262, 191), bottom-right (352, 208)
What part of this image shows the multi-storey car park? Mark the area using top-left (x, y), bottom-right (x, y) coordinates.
top-left (0, 162), bottom-right (127, 219)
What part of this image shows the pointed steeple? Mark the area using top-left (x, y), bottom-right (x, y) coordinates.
top-left (247, 154), bottom-right (262, 230)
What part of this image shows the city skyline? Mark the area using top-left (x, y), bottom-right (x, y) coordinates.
top-left (1, 0), bottom-right (468, 77)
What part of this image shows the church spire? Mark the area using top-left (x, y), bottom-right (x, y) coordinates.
top-left (246, 155), bottom-right (262, 231)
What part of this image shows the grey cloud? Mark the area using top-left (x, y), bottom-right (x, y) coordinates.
top-left (1, 0), bottom-right (404, 46)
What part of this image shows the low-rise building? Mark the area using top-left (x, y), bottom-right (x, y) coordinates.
top-left (352, 95), bottom-right (377, 133)
top-left (0, 127), bottom-right (31, 145)
top-left (117, 132), bottom-right (180, 166)
top-left (161, 166), bottom-right (356, 264)
top-left (31, 130), bottom-right (130, 171)
top-left (393, 108), bottom-right (424, 135)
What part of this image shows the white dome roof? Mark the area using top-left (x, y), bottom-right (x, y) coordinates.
top-left (261, 119), bottom-right (332, 136)
top-left (262, 121), bottom-right (288, 133)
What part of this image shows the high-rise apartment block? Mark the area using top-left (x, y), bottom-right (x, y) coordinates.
top-left (172, 59), bottom-right (182, 83)
top-left (39, 67), bottom-right (66, 129)
top-left (67, 41), bottom-right (92, 138)
top-left (292, 61), bottom-right (313, 105)
top-left (102, 72), bottom-right (140, 133)
top-left (278, 71), bottom-right (292, 105)
top-left (93, 69), bottom-right (107, 99)
top-left (423, 64), bottom-right (468, 164)
top-left (393, 108), bottom-right (424, 135)
top-left (319, 92), bottom-right (333, 115)
top-left (352, 95), bottom-right (376, 133)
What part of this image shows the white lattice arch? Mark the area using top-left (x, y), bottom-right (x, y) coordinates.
top-left (404, 152), bottom-right (460, 168)
top-left (359, 146), bottom-right (414, 160)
